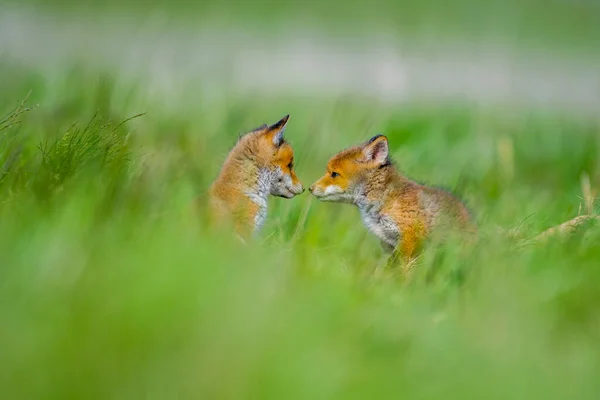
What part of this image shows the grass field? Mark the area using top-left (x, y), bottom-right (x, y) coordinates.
top-left (6, 0), bottom-right (600, 55)
top-left (1, 2), bottom-right (600, 398)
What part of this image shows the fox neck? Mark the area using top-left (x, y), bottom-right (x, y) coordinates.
top-left (354, 165), bottom-right (407, 209)
top-left (214, 146), bottom-right (273, 231)
top-left (245, 167), bottom-right (272, 230)
top-left (353, 165), bottom-right (408, 249)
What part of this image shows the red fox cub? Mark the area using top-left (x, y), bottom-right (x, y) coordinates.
top-left (209, 115), bottom-right (304, 237)
top-left (309, 135), bottom-right (473, 263)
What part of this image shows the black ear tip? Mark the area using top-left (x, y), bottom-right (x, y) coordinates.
top-left (367, 134), bottom-right (387, 144)
top-left (270, 114), bottom-right (290, 130)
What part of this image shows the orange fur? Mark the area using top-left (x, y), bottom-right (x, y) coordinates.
top-left (209, 115), bottom-right (304, 237)
top-left (310, 135), bottom-right (474, 263)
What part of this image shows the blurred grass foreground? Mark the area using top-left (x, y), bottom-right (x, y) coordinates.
top-left (1, 0), bottom-right (600, 399)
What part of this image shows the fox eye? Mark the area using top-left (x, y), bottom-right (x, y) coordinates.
top-left (287, 162), bottom-right (293, 169)
top-left (331, 171), bottom-right (339, 178)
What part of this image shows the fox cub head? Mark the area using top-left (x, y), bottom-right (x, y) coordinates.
top-left (309, 135), bottom-right (389, 202)
top-left (251, 115), bottom-right (304, 198)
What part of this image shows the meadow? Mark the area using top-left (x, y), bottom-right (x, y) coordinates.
top-left (7, 0), bottom-right (600, 55)
top-left (1, 2), bottom-right (600, 399)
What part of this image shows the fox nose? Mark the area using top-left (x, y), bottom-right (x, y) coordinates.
top-left (308, 185), bottom-right (314, 193)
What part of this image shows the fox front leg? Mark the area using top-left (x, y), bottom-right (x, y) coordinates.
top-left (398, 227), bottom-right (424, 278)
top-left (386, 229), bottom-right (421, 277)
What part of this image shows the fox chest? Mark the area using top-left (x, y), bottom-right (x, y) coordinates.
top-left (359, 208), bottom-right (400, 249)
top-left (245, 192), bottom-right (268, 232)
top-left (254, 205), bottom-right (267, 231)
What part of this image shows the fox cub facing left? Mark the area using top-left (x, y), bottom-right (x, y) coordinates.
top-left (309, 135), bottom-right (473, 263)
top-left (209, 115), bottom-right (304, 237)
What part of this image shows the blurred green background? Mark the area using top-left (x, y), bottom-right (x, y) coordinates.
top-left (6, 0), bottom-right (600, 53)
top-left (0, 0), bottom-right (599, 399)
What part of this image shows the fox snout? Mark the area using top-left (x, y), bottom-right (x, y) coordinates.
top-left (280, 182), bottom-right (304, 198)
top-left (309, 177), bottom-right (350, 202)
top-left (291, 182), bottom-right (305, 195)
top-left (288, 172), bottom-right (305, 196)
top-left (308, 181), bottom-right (327, 197)
top-left (308, 180), bottom-right (323, 196)
top-left (271, 170), bottom-right (304, 198)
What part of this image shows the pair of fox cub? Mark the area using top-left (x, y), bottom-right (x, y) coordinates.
top-left (209, 115), bottom-right (474, 262)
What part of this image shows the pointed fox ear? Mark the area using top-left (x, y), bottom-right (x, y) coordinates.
top-left (265, 114), bottom-right (289, 146)
top-left (362, 135), bottom-right (389, 165)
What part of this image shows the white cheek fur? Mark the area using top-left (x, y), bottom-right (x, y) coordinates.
top-left (324, 185), bottom-right (343, 195)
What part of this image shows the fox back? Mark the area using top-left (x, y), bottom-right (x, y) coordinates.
top-left (309, 135), bottom-right (473, 260)
top-left (209, 115), bottom-right (304, 236)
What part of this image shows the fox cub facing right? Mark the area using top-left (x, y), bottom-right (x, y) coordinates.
top-left (209, 115), bottom-right (304, 238)
top-left (309, 135), bottom-right (474, 263)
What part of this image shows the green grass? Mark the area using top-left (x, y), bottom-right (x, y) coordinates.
top-left (1, 62), bottom-right (599, 399)
top-left (6, 0), bottom-right (600, 56)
